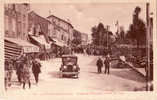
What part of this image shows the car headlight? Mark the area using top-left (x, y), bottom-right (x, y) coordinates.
top-left (73, 65), bottom-right (77, 69)
top-left (63, 66), bottom-right (67, 69)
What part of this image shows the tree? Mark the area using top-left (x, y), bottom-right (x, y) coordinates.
top-left (91, 23), bottom-right (115, 48)
top-left (71, 38), bottom-right (81, 46)
top-left (72, 29), bottom-right (82, 46)
top-left (91, 26), bottom-right (99, 45)
top-left (127, 6), bottom-right (146, 48)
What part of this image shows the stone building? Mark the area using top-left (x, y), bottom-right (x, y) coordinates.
top-left (4, 3), bottom-right (39, 60)
top-left (47, 15), bottom-right (74, 46)
top-left (28, 11), bottom-right (52, 60)
top-left (4, 3), bottom-right (30, 40)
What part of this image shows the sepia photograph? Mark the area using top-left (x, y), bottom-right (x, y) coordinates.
top-left (1, 0), bottom-right (156, 99)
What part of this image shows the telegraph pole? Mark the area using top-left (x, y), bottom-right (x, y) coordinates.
top-left (106, 25), bottom-right (110, 50)
top-left (146, 2), bottom-right (150, 91)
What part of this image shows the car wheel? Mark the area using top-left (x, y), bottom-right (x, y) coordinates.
top-left (76, 74), bottom-right (79, 78)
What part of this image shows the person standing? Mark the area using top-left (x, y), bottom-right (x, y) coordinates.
top-left (32, 59), bottom-right (41, 84)
top-left (21, 57), bottom-right (31, 89)
top-left (96, 57), bottom-right (103, 73)
top-left (16, 61), bottom-right (23, 84)
top-left (4, 60), bottom-right (13, 89)
top-left (104, 54), bottom-right (111, 74)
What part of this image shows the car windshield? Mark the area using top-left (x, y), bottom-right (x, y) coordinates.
top-left (62, 57), bottom-right (77, 65)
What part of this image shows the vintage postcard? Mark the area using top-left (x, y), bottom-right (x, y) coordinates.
top-left (0, 0), bottom-right (156, 100)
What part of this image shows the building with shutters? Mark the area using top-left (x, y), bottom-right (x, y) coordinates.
top-left (4, 3), bottom-right (39, 60)
top-left (47, 15), bottom-right (74, 46)
top-left (28, 11), bottom-right (52, 60)
top-left (4, 3), bottom-right (30, 40)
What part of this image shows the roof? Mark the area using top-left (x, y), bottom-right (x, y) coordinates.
top-left (4, 37), bottom-right (39, 53)
top-left (29, 11), bottom-right (51, 23)
top-left (47, 14), bottom-right (73, 28)
top-left (5, 37), bottom-right (37, 47)
top-left (62, 55), bottom-right (77, 58)
top-left (53, 38), bottom-right (67, 47)
top-left (30, 35), bottom-right (51, 49)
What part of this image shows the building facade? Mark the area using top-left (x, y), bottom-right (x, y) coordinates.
top-left (28, 11), bottom-right (52, 60)
top-left (28, 11), bottom-right (51, 43)
top-left (4, 3), bottom-right (39, 60)
top-left (4, 3), bottom-right (30, 40)
top-left (47, 15), bottom-right (74, 45)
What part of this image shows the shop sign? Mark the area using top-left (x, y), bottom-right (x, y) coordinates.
top-left (23, 46), bottom-right (39, 53)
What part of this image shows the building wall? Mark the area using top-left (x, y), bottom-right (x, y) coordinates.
top-left (28, 11), bottom-right (49, 35)
top-left (48, 23), bottom-right (55, 38)
top-left (28, 11), bottom-right (51, 43)
top-left (47, 15), bottom-right (74, 44)
top-left (4, 3), bottom-right (30, 40)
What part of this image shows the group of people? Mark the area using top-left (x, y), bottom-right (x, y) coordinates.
top-left (5, 53), bottom-right (42, 90)
top-left (96, 54), bottom-right (111, 74)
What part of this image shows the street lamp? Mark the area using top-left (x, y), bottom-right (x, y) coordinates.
top-left (146, 2), bottom-right (153, 91)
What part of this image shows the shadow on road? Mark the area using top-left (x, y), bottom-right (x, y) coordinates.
top-left (48, 71), bottom-right (79, 79)
top-left (111, 69), bottom-right (146, 83)
top-left (48, 71), bottom-right (60, 78)
top-left (89, 72), bottom-right (99, 74)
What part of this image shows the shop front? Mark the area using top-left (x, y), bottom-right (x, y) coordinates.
top-left (4, 37), bottom-right (39, 61)
top-left (51, 38), bottom-right (70, 57)
top-left (28, 35), bottom-right (51, 60)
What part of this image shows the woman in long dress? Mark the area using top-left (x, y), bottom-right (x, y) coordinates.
top-left (21, 57), bottom-right (31, 89)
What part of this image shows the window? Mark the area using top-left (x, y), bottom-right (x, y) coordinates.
top-left (61, 35), bottom-right (64, 40)
top-left (12, 4), bottom-right (15, 10)
top-left (23, 23), bottom-right (25, 32)
top-left (4, 15), bottom-right (9, 32)
top-left (12, 18), bottom-right (16, 33)
top-left (23, 14), bottom-right (26, 22)
top-left (17, 22), bottom-right (21, 37)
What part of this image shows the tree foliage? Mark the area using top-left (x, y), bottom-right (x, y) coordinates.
top-left (71, 29), bottom-right (82, 46)
top-left (91, 22), bottom-right (114, 47)
top-left (126, 6), bottom-right (147, 47)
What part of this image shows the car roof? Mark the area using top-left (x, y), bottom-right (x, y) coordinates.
top-left (62, 55), bottom-right (77, 57)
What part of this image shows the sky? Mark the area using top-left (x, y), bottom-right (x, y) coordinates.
top-left (30, 3), bottom-right (147, 37)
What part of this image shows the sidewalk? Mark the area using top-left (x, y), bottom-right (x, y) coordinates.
top-left (125, 62), bottom-right (146, 77)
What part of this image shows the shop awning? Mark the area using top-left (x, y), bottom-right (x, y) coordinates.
top-left (53, 38), bottom-right (67, 47)
top-left (5, 37), bottom-right (39, 60)
top-left (31, 35), bottom-right (51, 49)
top-left (5, 40), bottom-right (22, 60)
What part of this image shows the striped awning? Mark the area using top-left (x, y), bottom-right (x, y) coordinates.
top-left (4, 37), bottom-right (39, 60)
top-left (30, 35), bottom-right (51, 49)
top-left (53, 38), bottom-right (67, 47)
top-left (5, 39), bottom-right (22, 60)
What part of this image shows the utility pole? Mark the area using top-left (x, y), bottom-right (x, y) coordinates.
top-left (146, 2), bottom-right (151, 91)
top-left (106, 25), bottom-right (110, 50)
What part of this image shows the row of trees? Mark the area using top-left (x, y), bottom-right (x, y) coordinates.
top-left (126, 6), bottom-right (146, 47)
top-left (91, 6), bottom-right (147, 48)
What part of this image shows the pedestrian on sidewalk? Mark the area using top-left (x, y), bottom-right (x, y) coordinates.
top-left (21, 56), bottom-right (31, 89)
top-left (104, 54), bottom-right (111, 74)
top-left (16, 61), bottom-right (23, 84)
top-left (32, 59), bottom-right (41, 84)
top-left (96, 57), bottom-right (103, 73)
top-left (5, 59), bottom-right (13, 89)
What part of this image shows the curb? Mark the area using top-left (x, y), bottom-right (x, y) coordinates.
top-left (124, 61), bottom-right (146, 77)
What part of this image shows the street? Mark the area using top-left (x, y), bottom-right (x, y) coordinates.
top-left (4, 54), bottom-right (146, 99)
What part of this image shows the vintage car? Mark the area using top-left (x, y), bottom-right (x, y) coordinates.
top-left (59, 55), bottom-right (80, 78)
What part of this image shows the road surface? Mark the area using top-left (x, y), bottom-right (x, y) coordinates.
top-left (3, 54), bottom-right (146, 99)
